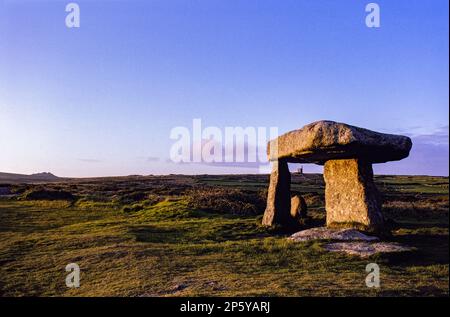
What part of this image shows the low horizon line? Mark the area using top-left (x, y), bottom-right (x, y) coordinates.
top-left (1, 170), bottom-right (449, 179)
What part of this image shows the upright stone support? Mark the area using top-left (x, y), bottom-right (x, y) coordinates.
top-left (262, 159), bottom-right (295, 227)
top-left (323, 159), bottom-right (384, 230)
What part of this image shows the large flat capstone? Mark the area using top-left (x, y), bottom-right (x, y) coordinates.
top-left (268, 120), bottom-right (412, 164)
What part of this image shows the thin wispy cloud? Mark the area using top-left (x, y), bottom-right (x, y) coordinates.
top-left (394, 125), bottom-right (449, 144)
top-left (374, 126), bottom-right (449, 176)
top-left (78, 158), bottom-right (102, 163)
top-left (410, 126), bottom-right (449, 146)
top-left (146, 157), bottom-right (160, 162)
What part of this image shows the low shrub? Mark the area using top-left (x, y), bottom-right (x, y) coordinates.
top-left (185, 187), bottom-right (266, 216)
top-left (22, 188), bottom-right (75, 201)
top-left (122, 204), bottom-right (144, 213)
top-left (116, 191), bottom-right (147, 204)
top-left (143, 194), bottom-right (165, 206)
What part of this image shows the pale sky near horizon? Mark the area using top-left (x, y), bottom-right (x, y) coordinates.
top-left (0, 0), bottom-right (448, 177)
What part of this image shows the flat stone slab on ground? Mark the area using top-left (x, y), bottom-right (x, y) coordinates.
top-left (324, 242), bottom-right (415, 258)
top-left (288, 227), bottom-right (379, 242)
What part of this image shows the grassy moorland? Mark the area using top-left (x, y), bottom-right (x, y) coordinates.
top-left (0, 174), bottom-right (448, 296)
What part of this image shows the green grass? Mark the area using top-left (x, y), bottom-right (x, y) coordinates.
top-left (0, 174), bottom-right (448, 296)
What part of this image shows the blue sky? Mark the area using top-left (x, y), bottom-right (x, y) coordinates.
top-left (0, 0), bottom-right (448, 177)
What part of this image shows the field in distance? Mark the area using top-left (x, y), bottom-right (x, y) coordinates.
top-left (0, 173), bottom-right (448, 296)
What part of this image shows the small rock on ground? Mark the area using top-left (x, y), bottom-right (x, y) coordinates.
top-left (324, 242), bottom-right (414, 258)
top-left (288, 227), bottom-right (379, 242)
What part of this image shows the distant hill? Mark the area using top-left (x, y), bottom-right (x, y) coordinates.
top-left (0, 172), bottom-right (62, 183)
